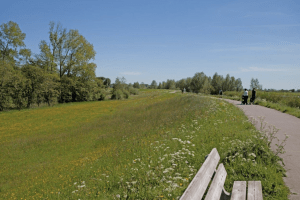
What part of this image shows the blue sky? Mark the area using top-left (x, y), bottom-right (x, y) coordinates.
top-left (1, 0), bottom-right (300, 90)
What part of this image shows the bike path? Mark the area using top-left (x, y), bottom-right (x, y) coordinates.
top-left (223, 99), bottom-right (300, 200)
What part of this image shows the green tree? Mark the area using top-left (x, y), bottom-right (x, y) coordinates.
top-left (35, 40), bottom-right (55, 72)
top-left (201, 76), bottom-right (212, 94)
top-left (191, 72), bottom-right (207, 93)
top-left (21, 65), bottom-right (45, 108)
top-left (228, 76), bottom-right (236, 91)
top-left (103, 78), bottom-right (111, 88)
top-left (165, 79), bottom-right (176, 89)
top-left (211, 72), bottom-right (224, 94)
top-left (185, 77), bottom-right (192, 92)
top-left (111, 77), bottom-right (129, 100)
top-left (96, 77), bottom-right (104, 87)
top-left (0, 21), bottom-right (27, 65)
top-left (41, 73), bottom-right (59, 106)
top-left (0, 62), bottom-right (14, 110)
top-left (7, 71), bottom-right (27, 110)
top-left (235, 78), bottom-right (243, 91)
top-left (222, 74), bottom-right (231, 92)
top-left (140, 82), bottom-right (146, 89)
top-left (177, 79), bottom-right (186, 92)
top-left (150, 80), bottom-right (157, 89)
top-left (161, 81), bottom-right (166, 89)
top-left (133, 82), bottom-right (140, 88)
top-left (157, 82), bottom-right (162, 89)
top-left (250, 78), bottom-right (262, 90)
top-left (39, 22), bottom-right (96, 102)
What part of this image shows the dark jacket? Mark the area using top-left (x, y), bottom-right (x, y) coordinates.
top-left (252, 90), bottom-right (256, 98)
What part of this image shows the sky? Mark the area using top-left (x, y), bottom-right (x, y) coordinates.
top-left (1, 0), bottom-right (300, 90)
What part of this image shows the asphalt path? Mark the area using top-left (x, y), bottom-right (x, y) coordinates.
top-left (223, 99), bottom-right (300, 200)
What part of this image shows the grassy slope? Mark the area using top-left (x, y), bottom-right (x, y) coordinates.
top-left (0, 90), bottom-right (289, 199)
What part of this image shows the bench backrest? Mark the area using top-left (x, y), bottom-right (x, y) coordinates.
top-left (180, 148), bottom-right (220, 200)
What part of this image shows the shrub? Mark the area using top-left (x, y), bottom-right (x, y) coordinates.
top-left (97, 89), bottom-right (109, 101)
top-left (111, 89), bottom-right (124, 100)
top-left (128, 87), bottom-right (139, 95)
top-left (286, 97), bottom-right (300, 108)
top-left (123, 90), bottom-right (130, 99)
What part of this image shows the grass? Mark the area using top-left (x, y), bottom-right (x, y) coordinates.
top-left (221, 91), bottom-right (300, 118)
top-left (0, 90), bottom-right (289, 199)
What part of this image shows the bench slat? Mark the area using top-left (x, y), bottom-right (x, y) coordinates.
top-left (205, 163), bottom-right (227, 200)
top-left (230, 181), bottom-right (246, 200)
top-left (180, 148), bottom-right (220, 200)
top-left (248, 181), bottom-right (263, 200)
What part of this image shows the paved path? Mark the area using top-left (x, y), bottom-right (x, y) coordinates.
top-left (223, 99), bottom-right (300, 200)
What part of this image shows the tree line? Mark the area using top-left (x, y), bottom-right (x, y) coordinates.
top-left (0, 21), bottom-right (252, 111)
top-left (0, 21), bottom-right (133, 111)
top-left (133, 72), bottom-right (243, 94)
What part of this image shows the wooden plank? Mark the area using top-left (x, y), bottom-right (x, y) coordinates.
top-left (230, 181), bottom-right (246, 200)
top-left (180, 148), bottom-right (220, 200)
top-left (248, 181), bottom-right (263, 200)
top-left (205, 163), bottom-right (227, 200)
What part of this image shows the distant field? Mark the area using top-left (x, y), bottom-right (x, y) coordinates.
top-left (223, 91), bottom-right (300, 118)
top-left (0, 90), bottom-right (288, 199)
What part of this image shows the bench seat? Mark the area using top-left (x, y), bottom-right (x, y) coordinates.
top-left (180, 148), bottom-right (263, 200)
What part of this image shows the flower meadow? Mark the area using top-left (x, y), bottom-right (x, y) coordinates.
top-left (0, 90), bottom-right (289, 199)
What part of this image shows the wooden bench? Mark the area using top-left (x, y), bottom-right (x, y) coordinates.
top-left (180, 148), bottom-right (263, 200)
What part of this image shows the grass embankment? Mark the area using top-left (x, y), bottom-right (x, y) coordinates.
top-left (0, 90), bottom-right (288, 199)
top-left (222, 91), bottom-right (300, 118)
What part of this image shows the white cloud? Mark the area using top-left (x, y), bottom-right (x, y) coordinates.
top-left (240, 67), bottom-right (286, 72)
top-left (120, 72), bottom-right (141, 75)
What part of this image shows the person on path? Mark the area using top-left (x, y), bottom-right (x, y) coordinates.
top-left (219, 89), bottom-right (223, 96)
top-left (243, 89), bottom-right (248, 105)
top-left (251, 88), bottom-right (256, 104)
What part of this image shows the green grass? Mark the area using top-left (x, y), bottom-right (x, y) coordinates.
top-left (0, 90), bottom-right (289, 199)
top-left (221, 91), bottom-right (300, 118)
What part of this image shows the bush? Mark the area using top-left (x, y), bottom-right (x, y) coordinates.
top-left (286, 97), bottom-right (300, 108)
top-left (111, 89), bottom-right (124, 100)
top-left (128, 87), bottom-right (139, 95)
top-left (123, 90), bottom-right (130, 99)
top-left (97, 89), bottom-right (109, 101)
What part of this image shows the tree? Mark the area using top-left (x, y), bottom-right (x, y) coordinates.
top-left (150, 80), bottom-right (157, 89)
top-left (157, 82), bottom-right (162, 89)
top-left (229, 76), bottom-right (236, 91)
top-left (7, 71), bottom-right (27, 110)
top-left (21, 65), bottom-right (45, 108)
top-left (103, 78), bottom-right (111, 88)
top-left (201, 76), bottom-right (212, 94)
top-left (211, 72), bottom-right (223, 94)
top-left (161, 81), bottom-right (166, 89)
top-left (0, 62), bottom-right (14, 110)
top-left (177, 79), bottom-right (186, 92)
top-left (185, 77), bottom-right (192, 92)
top-left (222, 74), bottom-right (231, 92)
top-left (133, 82), bottom-right (140, 88)
top-left (191, 72), bottom-right (207, 93)
top-left (235, 78), bottom-right (243, 91)
top-left (165, 79), bottom-right (176, 89)
top-left (0, 21), bottom-right (27, 65)
top-left (41, 73), bottom-right (59, 106)
top-left (111, 77), bottom-right (129, 100)
top-left (140, 82), bottom-right (146, 89)
top-left (250, 78), bottom-right (262, 90)
top-left (39, 22), bottom-right (96, 102)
